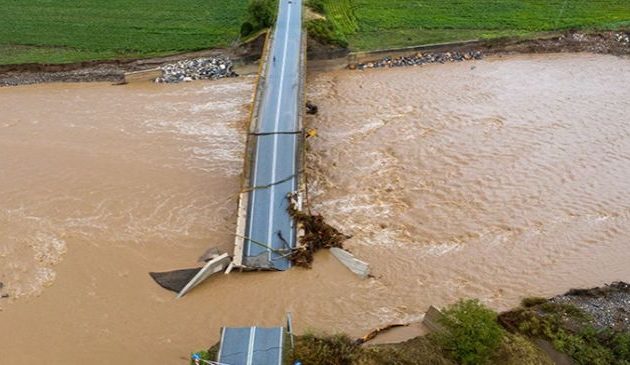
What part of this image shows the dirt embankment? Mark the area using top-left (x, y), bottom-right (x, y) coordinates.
top-left (0, 34), bottom-right (266, 87)
top-left (348, 30), bottom-right (629, 70)
top-left (2, 30), bottom-right (628, 87)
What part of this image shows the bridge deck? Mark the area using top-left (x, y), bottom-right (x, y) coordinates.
top-left (237, 0), bottom-right (304, 270)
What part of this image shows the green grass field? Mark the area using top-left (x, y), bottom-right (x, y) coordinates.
top-left (314, 0), bottom-right (630, 50)
top-left (2, 0), bottom-right (629, 65)
top-left (0, 0), bottom-right (248, 65)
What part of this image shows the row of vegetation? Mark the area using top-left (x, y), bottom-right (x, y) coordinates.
top-left (307, 0), bottom-right (630, 50)
top-left (240, 0), bottom-right (278, 39)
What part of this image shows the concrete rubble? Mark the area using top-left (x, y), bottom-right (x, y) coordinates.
top-left (155, 56), bottom-right (238, 83)
top-left (330, 247), bottom-right (370, 279)
top-left (353, 50), bottom-right (483, 70)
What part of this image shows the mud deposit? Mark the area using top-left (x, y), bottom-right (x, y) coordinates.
top-left (1, 53), bottom-right (629, 364)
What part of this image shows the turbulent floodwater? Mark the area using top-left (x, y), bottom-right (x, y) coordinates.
top-left (1, 53), bottom-right (629, 364)
top-left (306, 53), bottom-right (630, 317)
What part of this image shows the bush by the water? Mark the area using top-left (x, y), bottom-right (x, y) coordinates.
top-left (435, 299), bottom-right (504, 365)
top-left (292, 333), bottom-right (360, 365)
top-left (241, 0), bottom-right (278, 37)
top-left (305, 0), bottom-right (352, 48)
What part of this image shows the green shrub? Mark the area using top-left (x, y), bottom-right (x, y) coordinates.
top-left (613, 332), bottom-right (630, 361)
top-left (241, 21), bottom-right (255, 37)
top-left (521, 297), bottom-right (547, 308)
top-left (435, 299), bottom-right (504, 365)
top-left (190, 350), bottom-right (213, 365)
top-left (304, 0), bottom-right (353, 48)
top-left (306, 19), bottom-right (349, 48)
top-left (242, 0), bottom-right (278, 36)
top-left (292, 333), bottom-right (361, 365)
top-left (307, 0), bottom-right (326, 13)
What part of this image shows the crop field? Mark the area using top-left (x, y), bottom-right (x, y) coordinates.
top-left (0, 0), bottom-right (248, 65)
top-left (323, 0), bottom-right (359, 34)
top-left (313, 0), bottom-right (630, 50)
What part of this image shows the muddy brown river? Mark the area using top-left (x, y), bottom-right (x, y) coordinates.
top-left (1, 53), bottom-right (629, 364)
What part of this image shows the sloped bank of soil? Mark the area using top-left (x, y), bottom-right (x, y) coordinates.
top-left (0, 34), bottom-right (266, 87)
top-left (346, 30), bottom-right (629, 70)
top-left (500, 282), bottom-right (630, 365)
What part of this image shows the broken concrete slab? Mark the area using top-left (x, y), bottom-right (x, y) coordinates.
top-left (423, 305), bottom-right (446, 333)
top-left (149, 268), bottom-right (201, 293)
top-left (197, 246), bottom-right (221, 263)
top-left (329, 247), bottom-right (370, 279)
top-left (176, 253), bottom-right (231, 299)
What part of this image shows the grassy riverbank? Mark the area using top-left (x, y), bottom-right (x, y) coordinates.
top-left (308, 0), bottom-right (630, 50)
top-left (0, 0), bottom-right (248, 65)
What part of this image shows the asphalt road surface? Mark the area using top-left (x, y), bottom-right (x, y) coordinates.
top-left (243, 0), bottom-right (303, 270)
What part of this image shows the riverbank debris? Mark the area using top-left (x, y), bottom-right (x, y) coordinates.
top-left (306, 101), bottom-right (319, 115)
top-left (176, 253), bottom-right (231, 298)
top-left (354, 323), bottom-right (410, 345)
top-left (197, 246), bottom-right (222, 263)
top-left (149, 252), bottom-right (231, 297)
top-left (155, 56), bottom-right (237, 83)
top-left (423, 306), bottom-right (446, 333)
top-left (330, 247), bottom-right (370, 279)
top-left (289, 209), bottom-right (351, 268)
top-left (149, 268), bottom-right (201, 293)
top-left (122, 68), bottom-right (162, 84)
top-left (353, 50), bottom-right (483, 70)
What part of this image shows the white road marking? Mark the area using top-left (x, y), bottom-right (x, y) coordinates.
top-left (245, 0), bottom-right (301, 266)
top-left (246, 326), bottom-right (256, 365)
top-left (265, 1), bottom-right (293, 260)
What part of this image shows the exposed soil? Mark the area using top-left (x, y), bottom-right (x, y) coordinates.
top-left (347, 30), bottom-right (629, 69)
top-left (0, 34), bottom-right (266, 87)
top-left (3, 30), bottom-right (627, 87)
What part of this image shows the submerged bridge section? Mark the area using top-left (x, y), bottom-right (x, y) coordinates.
top-left (233, 0), bottom-right (305, 271)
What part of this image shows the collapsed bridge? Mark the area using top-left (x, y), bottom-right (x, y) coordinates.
top-left (233, 0), bottom-right (306, 271)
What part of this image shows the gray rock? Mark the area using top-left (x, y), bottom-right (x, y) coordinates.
top-left (354, 50), bottom-right (483, 70)
top-left (155, 56), bottom-right (238, 83)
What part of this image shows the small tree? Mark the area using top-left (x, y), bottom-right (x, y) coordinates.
top-left (247, 0), bottom-right (278, 30)
top-left (435, 299), bottom-right (504, 365)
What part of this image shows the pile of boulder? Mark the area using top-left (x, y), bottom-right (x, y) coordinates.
top-left (353, 50), bottom-right (483, 70)
top-left (615, 32), bottom-right (630, 44)
top-left (155, 56), bottom-right (238, 83)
